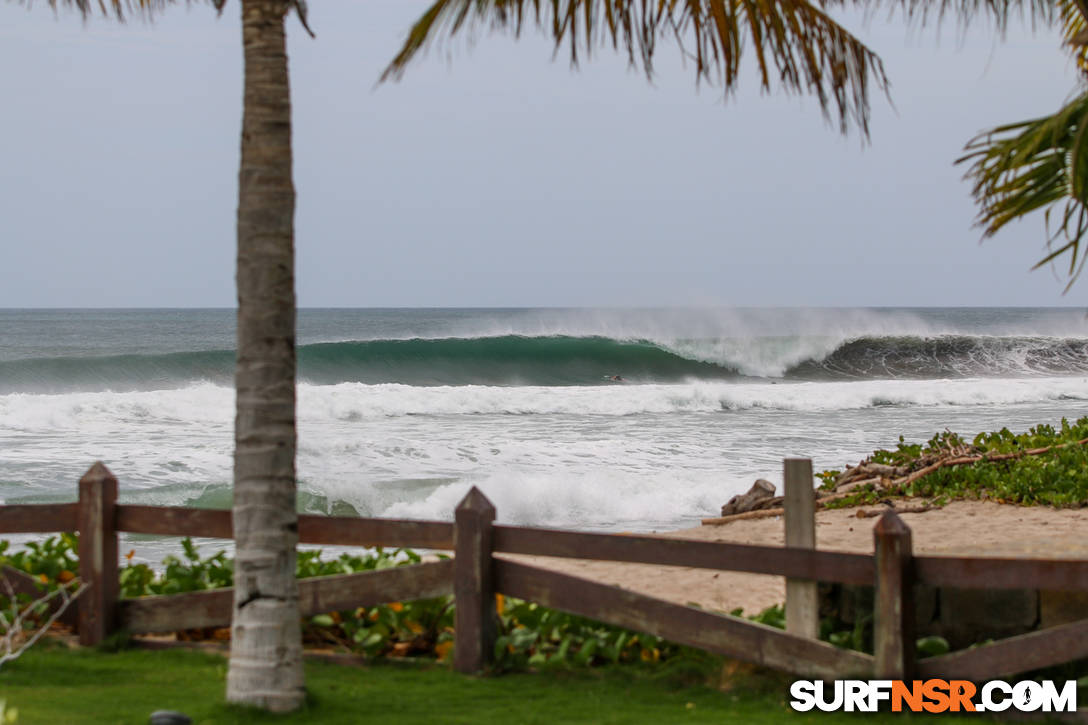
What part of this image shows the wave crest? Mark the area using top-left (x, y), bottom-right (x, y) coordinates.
top-left (2, 333), bottom-right (1087, 392)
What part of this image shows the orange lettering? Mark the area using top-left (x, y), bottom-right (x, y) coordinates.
top-left (892, 681), bottom-right (924, 712)
top-left (922, 679), bottom-right (950, 713)
top-left (949, 680), bottom-right (976, 712)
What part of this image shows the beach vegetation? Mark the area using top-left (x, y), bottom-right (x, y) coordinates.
top-left (0, 535), bottom-right (78, 586)
top-left (2, 537), bottom-right (704, 671)
top-left (0, 536), bottom-right (86, 672)
top-left (0, 532), bottom-right (937, 674)
top-left (818, 416), bottom-right (1088, 508)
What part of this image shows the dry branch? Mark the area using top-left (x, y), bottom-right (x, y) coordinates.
top-left (701, 490), bottom-right (858, 526)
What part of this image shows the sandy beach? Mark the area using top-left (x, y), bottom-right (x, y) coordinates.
top-left (507, 500), bottom-right (1088, 616)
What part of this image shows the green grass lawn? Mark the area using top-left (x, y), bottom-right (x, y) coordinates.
top-left (0, 644), bottom-right (994, 725)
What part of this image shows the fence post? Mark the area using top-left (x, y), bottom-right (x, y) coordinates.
top-left (78, 461), bottom-right (119, 647)
top-left (874, 510), bottom-right (915, 679)
top-left (454, 487), bottom-right (496, 674)
top-left (784, 458), bottom-right (819, 639)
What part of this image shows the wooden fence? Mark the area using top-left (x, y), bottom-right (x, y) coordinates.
top-left (3, 460), bottom-right (1088, 681)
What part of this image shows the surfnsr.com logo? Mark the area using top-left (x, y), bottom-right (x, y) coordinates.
top-left (789, 679), bottom-right (1078, 713)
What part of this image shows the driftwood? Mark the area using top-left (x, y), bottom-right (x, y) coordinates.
top-left (706, 436), bottom-right (1088, 527)
top-left (834, 463), bottom-right (906, 487)
top-left (720, 479), bottom-right (776, 516)
top-left (701, 490), bottom-right (856, 526)
top-left (836, 477), bottom-right (882, 495)
top-left (702, 507), bottom-right (786, 525)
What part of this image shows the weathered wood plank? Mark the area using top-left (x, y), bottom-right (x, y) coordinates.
top-left (0, 503), bottom-right (78, 534)
top-left (115, 506), bottom-right (454, 550)
top-left (915, 555), bottom-right (1088, 592)
top-left (298, 515), bottom-right (453, 550)
top-left (493, 525), bottom-right (874, 585)
top-left (120, 562), bottom-right (456, 634)
top-left (453, 488), bottom-right (496, 675)
top-left (119, 588), bottom-right (233, 633)
top-left (78, 462), bottom-right (119, 646)
top-left (116, 505), bottom-right (232, 539)
top-left (785, 458), bottom-right (819, 639)
top-left (297, 560), bottom-right (454, 617)
top-left (494, 559), bottom-right (873, 679)
top-left (873, 511), bottom-right (915, 680)
top-left (917, 617), bottom-right (1088, 681)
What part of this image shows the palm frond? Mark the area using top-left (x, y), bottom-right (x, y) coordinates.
top-left (19, 1), bottom-right (315, 34)
top-left (1057, 0), bottom-right (1088, 76)
top-left (17, 0), bottom-right (180, 20)
top-left (383, 0), bottom-right (890, 137)
top-left (860, 0), bottom-right (1086, 73)
top-left (848, 0), bottom-right (1056, 34)
top-left (959, 92), bottom-right (1088, 290)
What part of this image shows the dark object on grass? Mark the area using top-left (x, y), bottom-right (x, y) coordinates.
top-left (149, 711), bottom-right (191, 725)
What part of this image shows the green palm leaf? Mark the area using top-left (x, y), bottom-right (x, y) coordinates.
top-left (1058, 0), bottom-right (1088, 74)
top-left (959, 92), bottom-right (1088, 288)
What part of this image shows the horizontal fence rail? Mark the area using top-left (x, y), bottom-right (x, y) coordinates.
top-left (116, 505), bottom-right (231, 539)
top-left (119, 587), bottom-right (232, 634)
top-left (298, 559), bottom-right (454, 616)
top-left (0, 503), bottom-right (78, 534)
top-left (915, 554), bottom-right (1088, 592)
top-left (5, 459), bottom-right (1088, 685)
top-left (13, 505), bottom-right (1088, 597)
top-left (916, 618), bottom-right (1088, 680)
top-left (495, 559), bottom-right (874, 680)
top-left (115, 505), bottom-right (455, 550)
top-left (118, 560), bottom-right (456, 634)
top-left (493, 525), bottom-right (875, 586)
top-left (297, 516), bottom-right (453, 551)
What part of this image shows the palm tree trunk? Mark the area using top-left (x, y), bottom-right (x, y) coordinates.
top-left (226, 0), bottom-right (304, 711)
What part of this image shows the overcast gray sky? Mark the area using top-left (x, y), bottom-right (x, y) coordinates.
top-left (0, 1), bottom-right (1082, 307)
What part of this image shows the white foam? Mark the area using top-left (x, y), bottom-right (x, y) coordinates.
top-left (296, 377), bottom-right (1088, 418)
top-left (378, 468), bottom-right (727, 530)
top-left (0, 383), bottom-right (231, 432)
top-left (3, 376), bottom-right (1088, 538)
top-left (5, 377), bottom-right (1079, 434)
top-left (662, 336), bottom-right (844, 377)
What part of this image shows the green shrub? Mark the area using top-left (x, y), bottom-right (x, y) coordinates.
top-left (820, 417), bottom-right (1088, 508)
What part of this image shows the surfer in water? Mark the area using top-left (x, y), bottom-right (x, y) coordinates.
top-left (609, 375), bottom-right (624, 382)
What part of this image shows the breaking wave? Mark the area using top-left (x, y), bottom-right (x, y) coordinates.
top-left (2, 333), bottom-right (1087, 392)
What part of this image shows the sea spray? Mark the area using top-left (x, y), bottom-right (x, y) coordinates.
top-left (3, 333), bottom-right (1088, 393)
top-left (3, 307), bottom-right (1087, 563)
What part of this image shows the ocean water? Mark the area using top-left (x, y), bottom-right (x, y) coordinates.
top-left (1, 307), bottom-right (1086, 561)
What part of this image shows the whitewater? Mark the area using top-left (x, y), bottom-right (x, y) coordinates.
top-left (1, 307), bottom-right (1086, 561)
